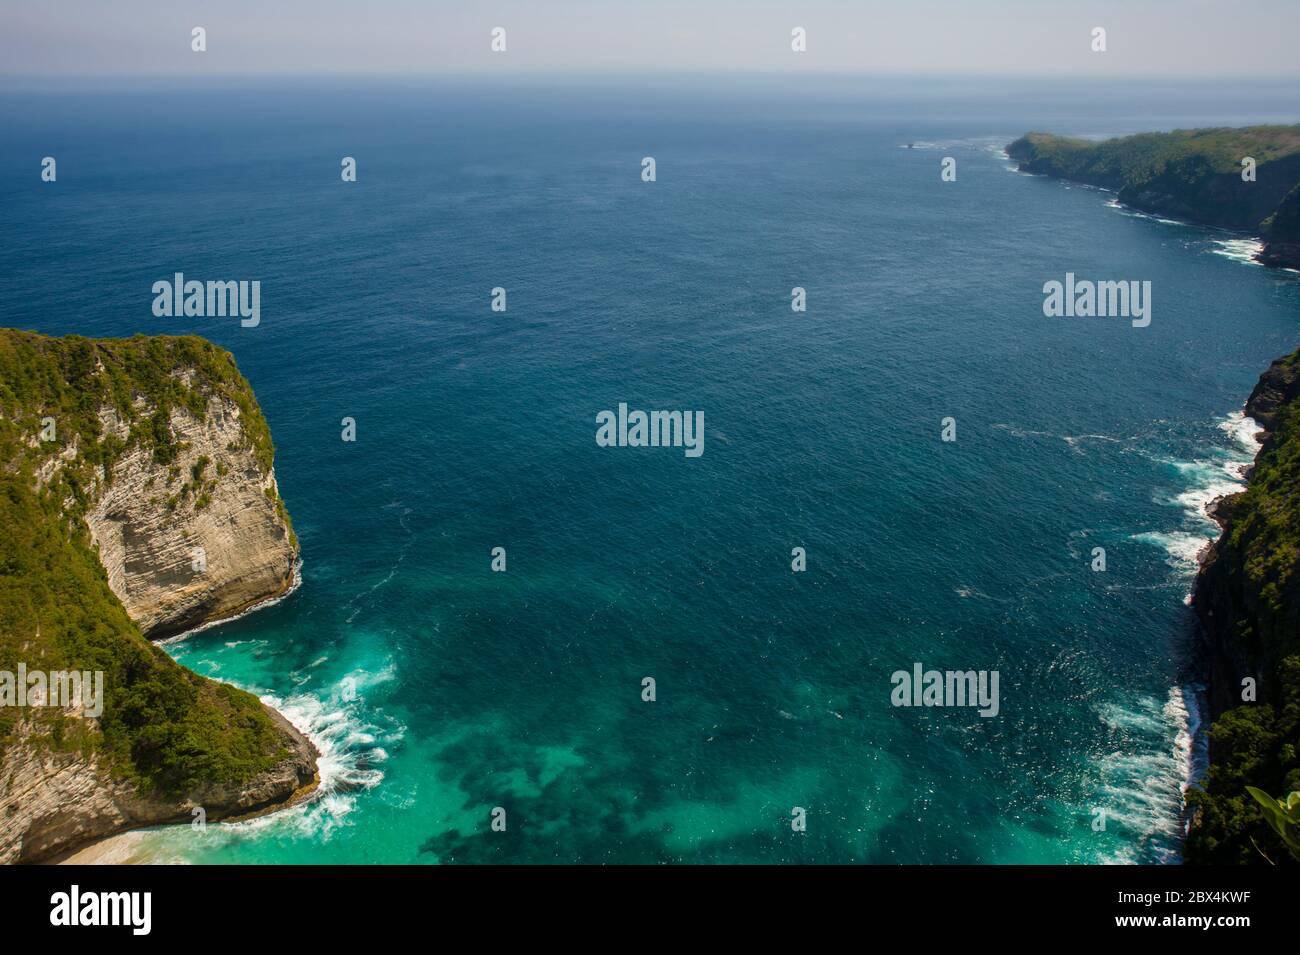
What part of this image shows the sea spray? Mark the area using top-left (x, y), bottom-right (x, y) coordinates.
top-left (1133, 412), bottom-right (1262, 577)
top-left (1091, 688), bottom-right (1198, 863)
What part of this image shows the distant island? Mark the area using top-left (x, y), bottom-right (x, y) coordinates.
top-left (1008, 125), bottom-right (1300, 270)
top-left (0, 329), bottom-right (318, 863)
top-left (1009, 126), bottom-right (1300, 864)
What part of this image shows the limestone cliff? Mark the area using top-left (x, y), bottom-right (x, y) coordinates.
top-left (1, 708), bottom-right (317, 864)
top-left (83, 393), bottom-right (298, 639)
top-left (0, 329), bottom-right (318, 864)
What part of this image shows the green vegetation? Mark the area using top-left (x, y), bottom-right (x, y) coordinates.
top-left (0, 328), bottom-right (288, 793)
top-left (1224, 350), bottom-right (1300, 620)
top-left (1246, 788), bottom-right (1300, 862)
top-left (1185, 348), bottom-right (1300, 864)
top-left (1007, 125), bottom-right (1300, 238)
top-left (1186, 660), bottom-right (1300, 864)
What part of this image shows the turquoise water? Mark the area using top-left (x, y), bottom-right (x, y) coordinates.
top-left (2, 77), bottom-right (1299, 863)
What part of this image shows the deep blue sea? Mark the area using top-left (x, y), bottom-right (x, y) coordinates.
top-left (2, 75), bottom-right (1299, 863)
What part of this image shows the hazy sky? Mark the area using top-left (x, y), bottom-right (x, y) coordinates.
top-left (2, 0), bottom-right (1297, 77)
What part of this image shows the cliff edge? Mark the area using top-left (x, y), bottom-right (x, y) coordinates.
top-left (0, 329), bottom-right (318, 863)
top-left (1186, 348), bottom-right (1300, 864)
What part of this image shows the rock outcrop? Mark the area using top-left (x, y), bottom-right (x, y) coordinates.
top-left (1, 709), bottom-right (317, 864)
top-left (1257, 241), bottom-right (1300, 270)
top-left (1243, 352), bottom-right (1300, 434)
top-left (84, 395), bottom-right (298, 639)
top-left (0, 329), bottom-right (318, 864)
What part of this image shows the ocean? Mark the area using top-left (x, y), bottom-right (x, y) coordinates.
top-left (2, 75), bottom-right (1298, 864)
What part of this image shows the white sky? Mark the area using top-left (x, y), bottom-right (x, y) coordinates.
top-left (2, 0), bottom-right (1297, 77)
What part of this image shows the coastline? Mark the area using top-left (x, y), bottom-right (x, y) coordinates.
top-left (1004, 147), bottom-right (1286, 272)
top-left (1184, 347), bottom-right (1300, 861)
top-left (51, 563), bottom-right (315, 865)
top-left (51, 773), bottom-right (322, 866)
top-left (1006, 130), bottom-right (1300, 273)
top-left (51, 693), bottom-right (325, 866)
top-left (1179, 410), bottom-right (1265, 799)
top-left (1005, 136), bottom-right (1300, 857)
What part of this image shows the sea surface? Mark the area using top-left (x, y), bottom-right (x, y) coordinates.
top-left (2, 75), bottom-right (1299, 864)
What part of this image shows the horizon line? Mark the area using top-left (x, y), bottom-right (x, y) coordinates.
top-left (5, 70), bottom-right (1300, 84)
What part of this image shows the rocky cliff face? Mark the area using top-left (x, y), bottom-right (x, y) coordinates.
top-left (0, 330), bottom-right (318, 864)
top-left (1257, 241), bottom-right (1300, 270)
top-left (1195, 352), bottom-right (1300, 713)
top-left (1185, 349), bottom-right (1300, 863)
top-left (84, 394), bottom-right (298, 639)
top-left (1, 709), bottom-right (316, 864)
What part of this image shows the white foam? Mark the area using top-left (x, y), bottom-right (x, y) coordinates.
top-left (1133, 413), bottom-right (1261, 584)
top-left (267, 689), bottom-right (388, 797)
top-left (1102, 197), bottom-right (1188, 227)
top-left (63, 667), bottom-right (401, 863)
top-left (1210, 237), bottom-right (1265, 266)
top-left (1110, 411), bottom-right (1265, 861)
top-left (1063, 433), bottom-right (1124, 454)
top-left (1091, 686), bottom-right (1201, 863)
top-left (1219, 410), bottom-right (1264, 456)
top-left (1175, 417), bottom-right (1259, 523)
top-left (1132, 530), bottom-right (1212, 570)
top-left (1178, 684), bottom-right (1210, 795)
top-left (1172, 477), bottom-right (1248, 522)
top-left (174, 678), bottom-right (399, 849)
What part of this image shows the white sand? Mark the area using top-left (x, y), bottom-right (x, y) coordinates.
top-left (57, 831), bottom-right (151, 865)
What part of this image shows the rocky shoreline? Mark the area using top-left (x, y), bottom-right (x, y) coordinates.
top-left (26, 705), bottom-right (320, 866)
top-left (1183, 348), bottom-right (1300, 862)
top-left (1193, 353), bottom-right (1300, 717)
top-left (48, 706), bottom-right (320, 865)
